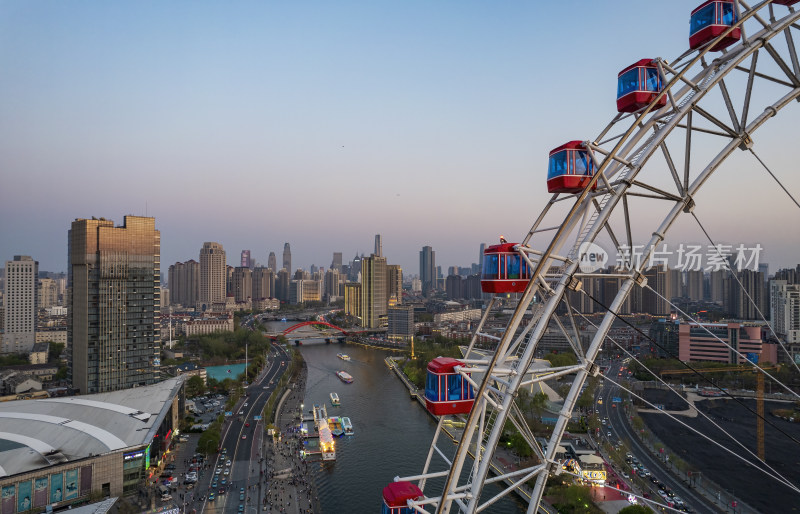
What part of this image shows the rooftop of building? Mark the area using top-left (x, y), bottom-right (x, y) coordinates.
top-left (31, 341), bottom-right (50, 353)
top-left (0, 376), bottom-right (184, 478)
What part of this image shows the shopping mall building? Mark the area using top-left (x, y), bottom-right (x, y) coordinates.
top-left (0, 376), bottom-right (186, 513)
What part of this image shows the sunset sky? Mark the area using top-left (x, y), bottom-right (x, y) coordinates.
top-left (2, 1), bottom-right (798, 276)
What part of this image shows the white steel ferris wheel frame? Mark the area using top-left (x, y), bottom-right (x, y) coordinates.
top-left (394, 2), bottom-right (800, 513)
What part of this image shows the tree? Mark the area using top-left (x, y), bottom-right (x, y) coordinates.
top-left (186, 375), bottom-right (206, 397)
top-left (544, 352), bottom-right (577, 368)
top-left (618, 505), bottom-right (653, 514)
top-left (48, 343), bottom-right (65, 363)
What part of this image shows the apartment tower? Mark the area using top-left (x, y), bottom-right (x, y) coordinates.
top-left (68, 216), bottom-right (160, 394)
top-left (199, 242), bottom-right (226, 310)
top-left (3, 255), bottom-right (38, 353)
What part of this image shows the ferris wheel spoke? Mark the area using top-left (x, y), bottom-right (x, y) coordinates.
top-left (785, 27), bottom-right (800, 75)
top-left (740, 49), bottom-right (759, 127)
top-left (763, 40), bottom-right (800, 85)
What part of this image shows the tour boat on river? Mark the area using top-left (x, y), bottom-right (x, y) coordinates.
top-left (336, 371), bottom-right (353, 383)
top-left (330, 392), bottom-right (340, 406)
top-left (337, 353), bottom-right (351, 361)
top-left (342, 417), bottom-right (354, 435)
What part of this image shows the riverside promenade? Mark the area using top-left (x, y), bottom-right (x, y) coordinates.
top-left (263, 361), bottom-right (320, 513)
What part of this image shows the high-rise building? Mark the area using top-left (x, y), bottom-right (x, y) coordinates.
top-left (639, 265), bottom-right (671, 315)
top-left (667, 268), bottom-right (682, 299)
top-left (38, 277), bottom-right (59, 310)
top-left (344, 283), bottom-right (362, 318)
top-left (282, 243), bottom-right (292, 275)
top-left (68, 216), bottom-right (161, 394)
top-left (374, 234), bottom-right (383, 258)
top-left (446, 274), bottom-right (463, 300)
top-left (388, 305), bottom-right (414, 342)
top-left (360, 255), bottom-right (387, 328)
top-left (710, 270), bottom-right (726, 304)
top-left (231, 267), bottom-right (253, 303)
top-left (3, 255), bottom-right (38, 354)
top-left (770, 280), bottom-right (800, 362)
top-left (419, 246), bottom-right (436, 296)
top-left (199, 242), bottom-right (226, 310)
top-left (728, 269), bottom-right (767, 320)
top-left (252, 267), bottom-right (274, 300)
top-left (324, 269), bottom-right (341, 301)
top-left (331, 252), bottom-right (343, 271)
top-left (168, 259), bottom-right (199, 307)
top-left (685, 270), bottom-right (705, 301)
top-left (387, 265), bottom-right (403, 305)
top-left (241, 250), bottom-right (252, 269)
top-left (268, 252), bottom-right (277, 272)
top-left (276, 269), bottom-right (290, 302)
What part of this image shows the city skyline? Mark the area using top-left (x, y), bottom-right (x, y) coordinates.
top-left (1, 1), bottom-right (798, 277)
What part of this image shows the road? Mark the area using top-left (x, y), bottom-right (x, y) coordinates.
top-left (598, 361), bottom-right (719, 514)
top-left (200, 343), bottom-right (291, 513)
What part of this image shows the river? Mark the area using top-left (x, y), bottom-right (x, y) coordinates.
top-left (280, 333), bottom-right (526, 512)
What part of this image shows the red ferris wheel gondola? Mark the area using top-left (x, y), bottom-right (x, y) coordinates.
top-left (424, 357), bottom-right (475, 416)
top-left (481, 241), bottom-right (530, 293)
top-left (616, 59), bottom-right (667, 113)
top-left (690, 1), bottom-right (741, 52)
top-left (547, 141), bottom-right (596, 195)
top-left (381, 481), bottom-right (423, 514)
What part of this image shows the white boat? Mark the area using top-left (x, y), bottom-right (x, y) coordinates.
top-left (342, 417), bottom-right (354, 435)
top-left (336, 371), bottom-right (353, 383)
top-left (337, 353), bottom-right (351, 361)
top-left (330, 392), bottom-right (340, 406)
top-left (313, 403), bottom-right (328, 426)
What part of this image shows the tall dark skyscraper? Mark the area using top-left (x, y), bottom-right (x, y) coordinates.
top-left (374, 234), bottom-right (383, 258)
top-left (241, 249), bottom-right (251, 268)
top-left (268, 251), bottom-right (277, 271)
top-left (283, 243), bottom-right (292, 273)
top-left (331, 252), bottom-right (342, 271)
top-left (68, 216), bottom-right (161, 394)
top-left (419, 245), bottom-right (436, 296)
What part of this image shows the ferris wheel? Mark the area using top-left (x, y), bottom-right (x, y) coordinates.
top-left (382, 1), bottom-right (800, 513)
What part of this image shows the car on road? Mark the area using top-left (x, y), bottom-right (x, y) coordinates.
top-left (240, 492), bottom-right (245, 501)
top-left (244, 403), bottom-right (248, 407)
top-left (219, 488), bottom-right (226, 495)
top-left (208, 492), bottom-right (215, 501)
top-left (239, 410), bottom-right (244, 415)
top-left (607, 431), bottom-right (612, 437)
top-left (224, 469), bottom-right (230, 476)
top-left (214, 468), bottom-right (221, 475)
top-left (245, 422), bottom-right (249, 427)
top-left (238, 505), bottom-right (244, 512)
top-left (211, 480), bottom-right (218, 489)
top-left (226, 460), bottom-right (231, 467)
top-left (221, 479), bottom-right (227, 486)
top-left (242, 434), bottom-right (247, 439)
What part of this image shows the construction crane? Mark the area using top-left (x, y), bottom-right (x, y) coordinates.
top-left (659, 364), bottom-right (779, 461)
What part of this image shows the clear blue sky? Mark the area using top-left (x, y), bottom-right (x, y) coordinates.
top-left (1, 1), bottom-right (798, 275)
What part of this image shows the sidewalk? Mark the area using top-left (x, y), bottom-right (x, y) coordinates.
top-left (262, 361), bottom-right (320, 513)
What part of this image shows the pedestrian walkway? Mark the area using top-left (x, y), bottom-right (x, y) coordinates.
top-left (262, 361), bottom-right (320, 513)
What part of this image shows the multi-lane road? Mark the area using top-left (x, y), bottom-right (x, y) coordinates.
top-left (199, 343), bottom-right (291, 513)
top-left (597, 361), bottom-right (718, 514)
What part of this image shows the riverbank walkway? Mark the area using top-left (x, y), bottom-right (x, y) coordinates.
top-left (262, 361), bottom-right (320, 513)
